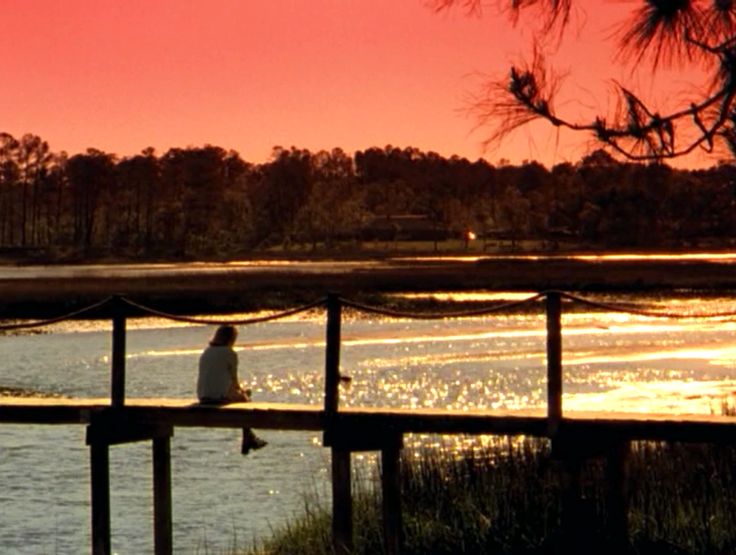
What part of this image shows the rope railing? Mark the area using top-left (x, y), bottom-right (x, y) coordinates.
top-left (0, 297), bottom-right (116, 331)
top-left (558, 290), bottom-right (736, 320)
top-left (340, 290), bottom-right (736, 321)
top-left (0, 294), bottom-right (328, 407)
top-left (0, 296), bottom-right (327, 332)
top-left (119, 297), bottom-right (326, 326)
top-left (3, 288), bottom-right (736, 429)
top-left (3, 291), bottom-right (736, 332)
top-left (339, 292), bottom-right (546, 320)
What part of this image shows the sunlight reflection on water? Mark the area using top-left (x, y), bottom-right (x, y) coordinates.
top-left (5, 290), bottom-right (736, 551)
top-left (15, 291), bottom-right (736, 417)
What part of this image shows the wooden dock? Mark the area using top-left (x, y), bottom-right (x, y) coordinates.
top-left (3, 396), bottom-right (736, 555)
top-left (3, 397), bottom-right (736, 443)
top-left (3, 291), bottom-right (736, 554)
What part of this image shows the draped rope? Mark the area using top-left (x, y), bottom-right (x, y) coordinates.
top-left (0, 297), bottom-right (115, 331)
top-left (558, 291), bottom-right (736, 320)
top-left (2, 290), bottom-right (736, 332)
top-left (340, 293), bottom-right (546, 320)
top-left (119, 297), bottom-right (327, 326)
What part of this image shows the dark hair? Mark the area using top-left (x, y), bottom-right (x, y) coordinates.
top-left (209, 325), bottom-right (237, 347)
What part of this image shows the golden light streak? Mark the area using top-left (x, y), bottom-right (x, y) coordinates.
top-left (564, 380), bottom-right (736, 415)
top-left (389, 291), bottom-right (538, 302)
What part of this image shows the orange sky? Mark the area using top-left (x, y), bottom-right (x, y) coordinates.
top-left (0, 0), bottom-right (715, 167)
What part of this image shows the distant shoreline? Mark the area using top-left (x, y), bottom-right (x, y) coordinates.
top-left (1, 253), bottom-right (736, 319)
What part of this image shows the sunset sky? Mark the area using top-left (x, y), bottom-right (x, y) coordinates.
top-left (1, 1), bottom-right (713, 167)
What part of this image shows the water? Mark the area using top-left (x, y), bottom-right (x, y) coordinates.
top-left (2, 250), bottom-right (736, 281)
top-left (2, 292), bottom-right (736, 553)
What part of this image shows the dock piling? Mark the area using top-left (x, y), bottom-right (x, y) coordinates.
top-left (90, 442), bottom-right (111, 555)
top-left (605, 440), bottom-right (630, 551)
top-left (87, 413), bottom-right (174, 555)
top-left (381, 438), bottom-right (403, 555)
top-left (111, 296), bottom-right (127, 408)
top-left (331, 448), bottom-right (353, 554)
top-left (153, 435), bottom-right (173, 555)
top-left (323, 294), bottom-right (354, 552)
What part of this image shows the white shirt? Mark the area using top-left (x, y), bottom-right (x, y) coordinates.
top-left (197, 345), bottom-right (238, 401)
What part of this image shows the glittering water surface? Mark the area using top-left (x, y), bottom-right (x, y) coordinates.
top-left (2, 292), bottom-right (736, 553)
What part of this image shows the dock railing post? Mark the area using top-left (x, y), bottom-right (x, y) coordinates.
top-left (323, 293), bottom-right (353, 554)
top-left (111, 295), bottom-right (127, 408)
top-left (324, 292), bottom-right (342, 420)
top-left (546, 291), bottom-right (563, 436)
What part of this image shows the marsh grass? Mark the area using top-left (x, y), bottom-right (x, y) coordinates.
top-left (247, 437), bottom-right (736, 555)
top-left (627, 441), bottom-right (736, 554)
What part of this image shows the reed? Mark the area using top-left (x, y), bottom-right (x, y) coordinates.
top-left (247, 437), bottom-right (736, 555)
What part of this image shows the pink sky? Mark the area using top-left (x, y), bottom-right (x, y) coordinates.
top-left (0, 0), bottom-right (713, 167)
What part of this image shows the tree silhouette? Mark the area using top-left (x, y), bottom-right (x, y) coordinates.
top-left (65, 149), bottom-right (116, 250)
top-left (3, 127), bottom-right (736, 258)
top-left (435, 1), bottom-right (736, 162)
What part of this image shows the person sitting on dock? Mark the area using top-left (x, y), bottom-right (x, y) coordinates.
top-left (197, 324), bottom-right (268, 455)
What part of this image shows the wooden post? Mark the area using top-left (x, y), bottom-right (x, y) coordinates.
top-left (111, 296), bottom-right (127, 408)
top-left (324, 292), bottom-right (342, 419)
top-left (331, 448), bottom-right (353, 555)
top-left (88, 417), bottom-right (173, 555)
top-left (324, 294), bottom-right (350, 552)
top-left (153, 435), bottom-right (173, 555)
top-left (560, 456), bottom-right (584, 553)
top-left (90, 442), bottom-right (111, 555)
top-left (546, 291), bottom-right (563, 436)
top-left (381, 440), bottom-right (402, 555)
top-left (605, 441), bottom-right (630, 553)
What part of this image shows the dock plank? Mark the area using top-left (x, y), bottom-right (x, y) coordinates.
top-left (2, 397), bottom-right (736, 442)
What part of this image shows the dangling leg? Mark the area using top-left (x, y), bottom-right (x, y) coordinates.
top-left (241, 428), bottom-right (268, 455)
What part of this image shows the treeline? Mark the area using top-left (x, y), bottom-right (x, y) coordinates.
top-left (1, 131), bottom-right (734, 260)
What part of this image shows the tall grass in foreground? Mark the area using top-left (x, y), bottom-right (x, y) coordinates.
top-left (247, 438), bottom-right (736, 555)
